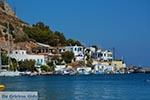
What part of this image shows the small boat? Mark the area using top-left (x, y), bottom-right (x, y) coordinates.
top-left (77, 67), bottom-right (91, 75)
top-left (0, 70), bottom-right (20, 77)
top-left (0, 85), bottom-right (5, 91)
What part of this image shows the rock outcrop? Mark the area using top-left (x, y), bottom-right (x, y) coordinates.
top-left (0, 0), bottom-right (33, 52)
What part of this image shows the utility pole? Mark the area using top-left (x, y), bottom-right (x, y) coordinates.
top-left (112, 47), bottom-right (115, 60)
top-left (0, 43), bottom-right (1, 70)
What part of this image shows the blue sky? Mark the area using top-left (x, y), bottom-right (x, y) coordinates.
top-left (6, 0), bottom-right (150, 67)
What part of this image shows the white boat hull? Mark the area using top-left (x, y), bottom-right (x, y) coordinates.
top-left (0, 71), bottom-right (20, 76)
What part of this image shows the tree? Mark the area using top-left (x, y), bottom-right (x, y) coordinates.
top-left (66, 39), bottom-right (75, 46)
top-left (47, 61), bottom-right (54, 67)
top-left (51, 56), bottom-right (63, 65)
top-left (33, 22), bottom-right (50, 31)
top-left (47, 61), bottom-right (55, 72)
top-left (75, 40), bottom-right (82, 46)
top-left (53, 31), bottom-right (66, 46)
top-left (10, 58), bottom-right (18, 71)
top-left (14, 34), bottom-right (30, 43)
top-left (1, 52), bottom-right (8, 65)
top-left (66, 39), bottom-right (82, 46)
top-left (23, 22), bottom-right (53, 44)
top-left (23, 22), bottom-right (82, 46)
top-left (41, 65), bottom-right (50, 72)
top-left (86, 60), bottom-right (93, 67)
top-left (18, 60), bottom-right (35, 72)
top-left (61, 51), bottom-right (74, 63)
top-left (1, 53), bottom-right (18, 71)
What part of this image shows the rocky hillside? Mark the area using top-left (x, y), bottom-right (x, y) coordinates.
top-left (0, 1), bottom-right (82, 53)
top-left (0, 0), bottom-right (29, 35)
top-left (0, 0), bottom-right (35, 52)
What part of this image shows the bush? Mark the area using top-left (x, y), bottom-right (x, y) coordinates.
top-left (41, 65), bottom-right (50, 72)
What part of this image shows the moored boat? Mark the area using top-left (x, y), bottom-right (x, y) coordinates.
top-left (0, 70), bottom-right (20, 77)
top-left (0, 85), bottom-right (5, 91)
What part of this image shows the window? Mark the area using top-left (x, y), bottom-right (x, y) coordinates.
top-left (79, 48), bottom-right (82, 51)
top-left (104, 54), bottom-right (106, 57)
top-left (71, 48), bottom-right (73, 51)
top-left (108, 54), bottom-right (112, 57)
top-left (100, 53), bottom-right (103, 57)
top-left (78, 48), bottom-right (79, 52)
top-left (74, 48), bottom-right (77, 51)
top-left (97, 53), bottom-right (100, 57)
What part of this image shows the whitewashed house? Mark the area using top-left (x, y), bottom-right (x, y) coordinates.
top-left (66, 45), bottom-right (84, 61)
top-left (9, 50), bottom-right (46, 66)
top-left (92, 49), bottom-right (113, 62)
top-left (93, 64), bottom-right (113, 74)
top-left (84, 47), bottom-right (96, 56)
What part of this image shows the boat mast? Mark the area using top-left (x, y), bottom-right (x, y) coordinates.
top-left (7, 22), bottom-right (11, 68)
top-left (0, 44), bottom-right (1, 71)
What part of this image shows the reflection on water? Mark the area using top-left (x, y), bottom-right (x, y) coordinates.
top-left (1, 74), bottom-right (150, 100)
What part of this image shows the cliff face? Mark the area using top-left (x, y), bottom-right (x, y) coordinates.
top-left (0, 1), bottom-right (33, 52)
top-left (0, 0), bottom-right (29, 35)
top-left (0, 0), bottom-right (16, 17)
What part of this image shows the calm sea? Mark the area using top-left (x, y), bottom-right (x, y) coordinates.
top-left (0, 74), bottom-right (150, 100)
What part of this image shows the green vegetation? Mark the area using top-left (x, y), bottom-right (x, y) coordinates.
top-left (47, 61), bottom-right (55, 72)
top-left (66, 39), bottom-right (82, 46)
top-left (61, 51), bottom-right (74, 63)
top-left (86, 60), bottom-right (93, 67)
top-left (85, 54), bottom-right (93, 67)
top-left (41, 65), bottom-right (50, 72)
top-left (18, 60), bottom-right (35, 72)
top-left (1, 53), bottom-right (18, 71)
top-left (51, 56), bottom-right (64, 65)
top-left (10, 58), bottom-right (18, 71)
top-left (14, 34), bottom-right (30, 42)
top-left (21, 22), bottom-right (82, 46)
top-left (1, 52), bottom-right (8, 65)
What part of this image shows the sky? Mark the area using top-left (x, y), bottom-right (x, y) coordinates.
top-left (6, 0), bottom-right (150, 67)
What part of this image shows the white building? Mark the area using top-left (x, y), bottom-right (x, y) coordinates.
top-left (92, 49), bottom-right (113, 62)
top-left (9, 50), bottom-right (46, 66)
top-left (66, 45), bottom-right (84, 61)
top-left (101, 50), bottom-right (113, 61)
top-left (93, 64), bottom-right (113, 74)
top-left (84, 47), bottom-right (96, 56)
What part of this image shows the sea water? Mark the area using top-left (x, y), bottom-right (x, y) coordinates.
top-left (0, 74), bottom-right (150, 100)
